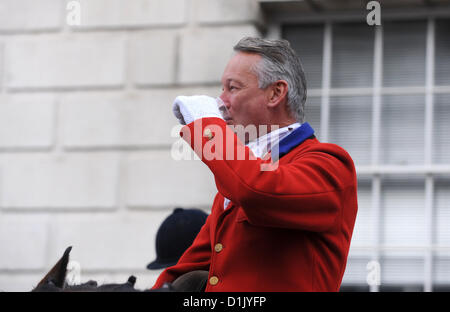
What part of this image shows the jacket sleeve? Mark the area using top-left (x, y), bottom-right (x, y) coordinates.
top-left (152, 213), bottom-right (212, 289)
top-left (180, 117), bottom-right (357, 232)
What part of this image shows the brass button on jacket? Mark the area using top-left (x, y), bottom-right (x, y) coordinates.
top-left (203, 128), bottom-right (213, 140)
top-left (209, 276), bottom-right (219, 286)
top-left (214, 243), bottom-right (223, 252)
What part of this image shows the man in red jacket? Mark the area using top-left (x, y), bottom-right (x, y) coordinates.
top-left (153, 37), bottom-right (358, 292)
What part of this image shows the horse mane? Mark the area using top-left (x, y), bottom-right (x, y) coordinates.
top-left (32, 246), bottom-right (207, 292)
top-left (31, 246), bottom-right (153, 292)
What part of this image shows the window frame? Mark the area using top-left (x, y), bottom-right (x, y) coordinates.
top-left (266, 7), bottom-right (450, 292)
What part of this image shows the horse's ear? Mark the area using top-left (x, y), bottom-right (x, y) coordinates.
top-left (34, 246), bottom-right (72, 290)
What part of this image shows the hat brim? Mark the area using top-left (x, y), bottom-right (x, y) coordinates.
top-left (146, 259), bottom-right (178, 270)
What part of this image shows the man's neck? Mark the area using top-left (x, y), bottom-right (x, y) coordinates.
top-left (240, 118), bottom-right (299, 144)
top-left (243, 120), bottom-right (299, 144)
top-left (266, 121), bottom-right (297, 133)
top-left (245, 121), bottom-right (301, 158)
top-left (261, 117), bottom-right (298, 136)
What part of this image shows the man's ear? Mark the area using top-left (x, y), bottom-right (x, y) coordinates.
top-left (34, 246), bottom-right (72, 290)
top-left (267, 80), bottom-right (289, 108)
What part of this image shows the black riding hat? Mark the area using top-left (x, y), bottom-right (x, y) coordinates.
top-left (147, 207), bottom-right (208, 270)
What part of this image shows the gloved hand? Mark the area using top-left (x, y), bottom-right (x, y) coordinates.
top-left (173, 95), bottom-right (224, 125)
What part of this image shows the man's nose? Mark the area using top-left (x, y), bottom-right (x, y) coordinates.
top-left (219, 94), bottom-right (231, 109)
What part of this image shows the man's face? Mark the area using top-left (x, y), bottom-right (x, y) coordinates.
top-left (219, 52), bottom-right (270, 130)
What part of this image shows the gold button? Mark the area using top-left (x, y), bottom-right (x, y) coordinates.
top-left (203, 128), bottom-right (213, 139)
top-left (214, 243), bottom-right (223, 253)
top-left (209, 276), bottom-right (219, 286)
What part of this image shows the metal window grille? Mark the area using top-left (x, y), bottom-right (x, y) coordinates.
top-left (282, 18), bottom-right (450, 292)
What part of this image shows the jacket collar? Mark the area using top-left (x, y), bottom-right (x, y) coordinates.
top-left (270, 122), bottom-right (315, 161)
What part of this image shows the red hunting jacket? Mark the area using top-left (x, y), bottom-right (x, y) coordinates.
top-left (153, 117), bottom-right (358, 292)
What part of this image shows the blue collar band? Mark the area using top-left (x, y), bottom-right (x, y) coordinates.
top-left (271, 122), bottom-right (315, 161)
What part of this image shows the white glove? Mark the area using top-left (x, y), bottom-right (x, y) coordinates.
top-left (173, 95), bottom-right (224, 125)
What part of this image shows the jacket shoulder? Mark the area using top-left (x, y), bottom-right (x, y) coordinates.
top-left (294, 138), bottom-right (354, 161)
top-left (287, 138), bottom-right (357, 180)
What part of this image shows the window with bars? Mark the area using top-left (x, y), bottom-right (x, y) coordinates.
top-left (283, 18), bottom-right (450, 292)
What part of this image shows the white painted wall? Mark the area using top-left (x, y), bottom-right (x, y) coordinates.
top-left (0, 0), bottom-right (261, 291)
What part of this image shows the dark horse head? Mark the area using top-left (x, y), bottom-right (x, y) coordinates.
top-left (32, 246), bottom-right (146, 292)
top-left (32, 246), bottom-right (208, 292)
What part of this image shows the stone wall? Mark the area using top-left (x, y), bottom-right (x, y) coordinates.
top-left (0, 0), bottom-right (261, 291)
